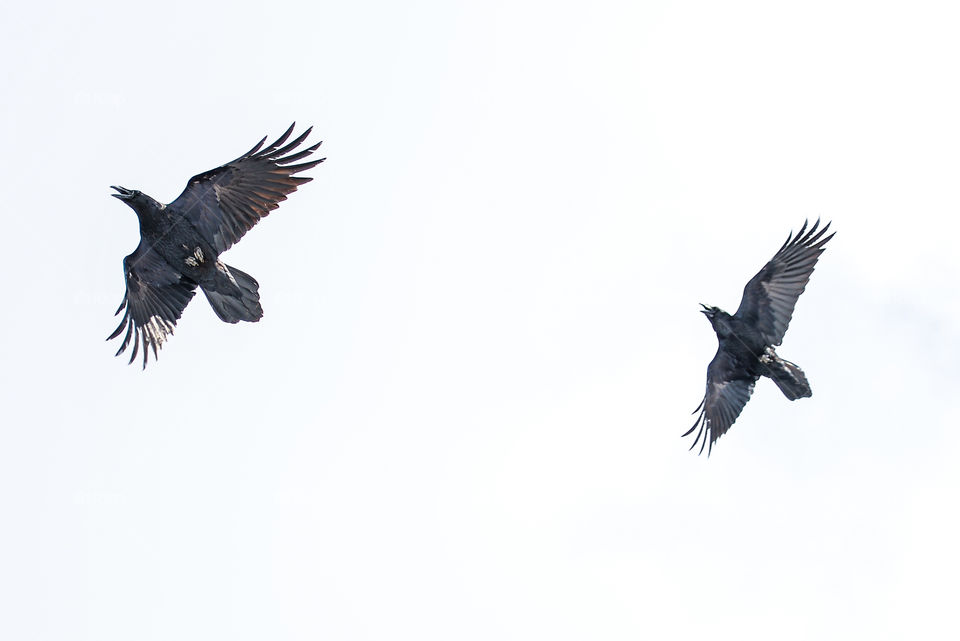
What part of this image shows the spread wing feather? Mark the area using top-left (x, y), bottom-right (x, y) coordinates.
top-left (683, 349), bottom-right (757, 456)
top-left (168, 123), bottom-right (324, 254)
top-left (107, 245), bottom-right (197, 369)
top-left (734, 219), bottom-right (834, 346)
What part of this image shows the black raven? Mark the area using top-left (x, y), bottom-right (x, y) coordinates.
top-left (685, 220), bottom-right (835, 455)
top-left (108, 123), bottom-right (323, 368)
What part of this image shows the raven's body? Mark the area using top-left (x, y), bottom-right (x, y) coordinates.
top-left (686, 220), bottom-right (834, 455)
top-left (704, 308), bottom-right (811, 399)
top-left (108, 124), bottom-right (323, 367)
top-left (120, 195), bottom-right (260, 323)
top-left (124, 195), bottom-right (212, 287)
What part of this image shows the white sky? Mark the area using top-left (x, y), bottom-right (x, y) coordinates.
top-left (1, 0), bottom-right (959, 639)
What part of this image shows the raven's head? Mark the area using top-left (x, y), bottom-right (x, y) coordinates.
top-left (111, 186), bottom-right (163, 216)
top-left (699, 303), bottom-right (719, 319)
top-left (700, 304), bottom-right (729, 332)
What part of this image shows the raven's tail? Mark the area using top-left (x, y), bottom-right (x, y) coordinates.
top-left (761, 348), bottom-right (812, 400)
top-left (200, 262), bottom-right (263, 324)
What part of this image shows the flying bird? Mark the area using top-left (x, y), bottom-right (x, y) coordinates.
top-left (108, 123), bottom-right (324, 367)
top-left (685, 219), bottom-right (835, 455)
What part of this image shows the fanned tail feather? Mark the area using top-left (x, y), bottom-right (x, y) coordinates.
top-left (761, 348), bottom-right (811, 400)
top-left (201, 263), bottom-right (263, 323)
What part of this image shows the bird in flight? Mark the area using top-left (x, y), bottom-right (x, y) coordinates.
top-left (108, 123), bottom-right (324, 368)
top-left (685, 219), bottom-right (835, 455)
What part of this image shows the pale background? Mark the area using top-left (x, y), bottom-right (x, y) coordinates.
top-left (1, 1), bottom-right (958, 639)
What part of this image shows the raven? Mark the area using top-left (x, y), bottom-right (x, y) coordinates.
top-left (685, 220), bottom-right (835, 455)
top-left (108, 123), bottom-right (324, 368)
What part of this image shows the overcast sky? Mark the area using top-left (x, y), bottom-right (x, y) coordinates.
top-left (1, 1), bottom-right (959, 639)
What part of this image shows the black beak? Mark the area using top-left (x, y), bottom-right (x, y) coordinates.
top-left (699, 303), bottom-right (713, 317)
top-left (110, 185), bottom-right (134, 200)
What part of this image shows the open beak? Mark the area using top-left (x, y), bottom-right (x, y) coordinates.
top-left (699, 303), bottom-right (713, 317)
top-left (110, 185), bottom-right (134, 200)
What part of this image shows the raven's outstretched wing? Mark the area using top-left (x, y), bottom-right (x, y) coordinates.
top-left (684, 349), bottom-right (758, 455)
top-left (107, 246), bottom-right (198, 369)
top-left (734, 219), bottom-right (834, 347)
top-left (168, 123), bottom-right (324, 254)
